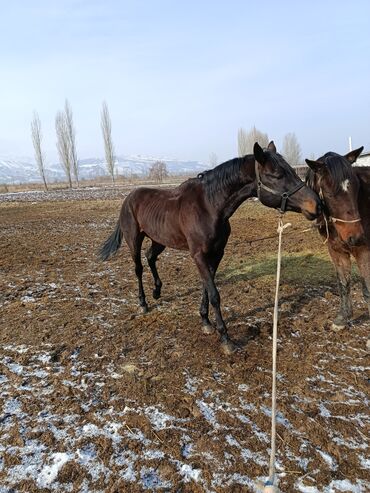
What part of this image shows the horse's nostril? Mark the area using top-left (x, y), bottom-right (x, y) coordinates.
top-left (347, 235), bottom-right (365, 247)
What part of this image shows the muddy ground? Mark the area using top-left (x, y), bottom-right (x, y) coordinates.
top-left (0, 190), bottom-right (368, 493)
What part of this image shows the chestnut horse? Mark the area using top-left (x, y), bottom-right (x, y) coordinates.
top-left (306, 147), bottom-right (370, 330)
top-left (100, 142), bottom-right (321, 353)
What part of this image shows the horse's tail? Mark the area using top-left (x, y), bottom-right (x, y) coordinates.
top-left (98, 221), bottom-right (123, 261)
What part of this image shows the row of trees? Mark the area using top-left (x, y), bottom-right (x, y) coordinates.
top-left (209, 127), bottom-right (303, 168)
top-left (32, 100), bottom-right (170, 189)
top-left (31, 110), bottom-right (304, 190)
top-left (31, 100), bottom-right (117, 190)
top-left (237, 126), bottom-right (302, 166)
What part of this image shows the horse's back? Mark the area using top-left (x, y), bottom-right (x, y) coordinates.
top-left (120, 184), bottom-right (202, 249)
top-left (123, 186), bottom-right (182, 214)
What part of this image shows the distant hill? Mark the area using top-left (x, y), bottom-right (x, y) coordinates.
top-left (0, 155), bottom-right (207, 184)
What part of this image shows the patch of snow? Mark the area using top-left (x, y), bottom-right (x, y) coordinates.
top-left (238, 383), bottom-right (249, 392)
top-left (318, 449), bottom-right (337, 470)
top-left (175, 462), bottom-right (202, 482)
top-left (196, 400), bottom-right (219, 429)
top-left (38, 452), bottom-right (72, 487)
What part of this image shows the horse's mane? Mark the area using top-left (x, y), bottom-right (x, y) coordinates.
top-left (197, 156), bottom-right (246, 203)
top-left (197, 151), bottom-right (297, 203)
top-left (355, 166), bottom-right (370, 179)
top-left (306, 152), bottom-right (355, 194)
top-left (267, 152), bottom-right (299, 176)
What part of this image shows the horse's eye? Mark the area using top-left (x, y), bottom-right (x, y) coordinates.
top-left (324, 191), bottom-right (334, 199)
top-left (265, 172), bottom-right (283, 179)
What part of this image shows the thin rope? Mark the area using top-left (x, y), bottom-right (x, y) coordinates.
top-left (319, 213), bottom-right (361, 245)
top-left (318, 186), bottom-right (362, 244)
top-left (246, 224), bottom-right (316, 246)
top-left (263, 216), bottom-right (290, 493)
top-left (330, 216), bottom-right (361, 223)
top-left (322, 215), bottom-right (330, 244)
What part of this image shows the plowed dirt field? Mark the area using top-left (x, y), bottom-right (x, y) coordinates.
top-left (0, 189), bottom-right (368, 492)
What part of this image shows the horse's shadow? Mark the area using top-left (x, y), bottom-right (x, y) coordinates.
top-left (148, 254), bottom-right (352, 348)
top-left (218, 253), bottom-right (336, 285)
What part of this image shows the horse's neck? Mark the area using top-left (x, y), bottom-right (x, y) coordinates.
top-left (357, 169), bottom-right (370, 233)
top-left (222, 156), bottom-right (257, 218)
top-left (355, 167), bottom-right (370, 188)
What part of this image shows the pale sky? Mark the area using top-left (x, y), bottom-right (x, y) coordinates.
top-left (0, 0), bottom-right (369, 163)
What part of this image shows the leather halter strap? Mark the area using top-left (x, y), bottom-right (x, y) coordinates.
top-left (255, 161), bottom-right (305, 213)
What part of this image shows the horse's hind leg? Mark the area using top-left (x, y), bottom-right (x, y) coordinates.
top-left (124, 225), bottom-right (148, 313)
top-left (328, 243), bottom-right (352, 330)
top-left (361, 278), bottom-right (370, 315)
top-left (145, 241), bottom-right (165, 299)
top-left (353, 246), bottom-right (370, 317)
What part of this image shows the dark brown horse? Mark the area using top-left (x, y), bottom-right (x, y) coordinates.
top-left (100, 141), bottom-right (321, 354)
top-left (306, 147), bottom-right (370, 330)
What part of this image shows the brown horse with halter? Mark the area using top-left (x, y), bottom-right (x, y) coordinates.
top-left (306, 147), bottom-right (370, 330)
top-left (100, 141), bottom-right (321, 354)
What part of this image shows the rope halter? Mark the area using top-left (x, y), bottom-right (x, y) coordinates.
top-left (318, 187), bottom-right (362, 243)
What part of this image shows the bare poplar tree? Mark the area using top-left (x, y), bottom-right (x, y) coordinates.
top-left (101, 101), bottom-right (116, 184)
top-left (238, 125), bottom-right (269, 156)
top-left (55, 111), bottom-right (72, 188)
top-left (282, 132), bottom-right (302, 166)
top-left (31, 111), bottom-right (48, 190)
top-left (64, 100), bottom-right (79, 186)
top-left (148, 161), bottom-right (168, 182)
top-left (209, 152), bottom-right (218, 168)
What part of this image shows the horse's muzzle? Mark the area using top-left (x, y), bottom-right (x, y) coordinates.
top-left (302, 201), bottom-right (322, 221)
top-left (346, 234), bottom-right (366, 247)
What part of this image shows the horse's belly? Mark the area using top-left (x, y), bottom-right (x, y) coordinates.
top-left (140, 222), bottom-right (189, 250)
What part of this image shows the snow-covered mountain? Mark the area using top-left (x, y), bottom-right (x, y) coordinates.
top-left (0, 155), bottom-right (207, 184)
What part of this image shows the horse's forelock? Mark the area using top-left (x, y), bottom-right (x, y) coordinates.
top-left (306, 152), bottom-right (356, 195)
top-left (324, 154), bottom-right (356, 194)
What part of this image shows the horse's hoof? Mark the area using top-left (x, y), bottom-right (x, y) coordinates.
top-left (220, 339), bottom-right (237, 355)
top-left (202, 324), bottom-right (215, 335)
top-left (331, 315), bottom-right (347, 332)
top-left (331, 322), bottom-right (345, 332)
top-left (152, 289), bottom-right (161, 300)
top-left (140, 305), bottom-right (149, 314)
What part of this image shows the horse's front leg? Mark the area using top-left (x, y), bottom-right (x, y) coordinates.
top-left (199, 248), bottom-right (225, 334)
top-left (353, 246), bottom-right (370, 318)
top-left (328, 242), bottom-right (352, 330)
top-left (200, 287), bottom-right (213, 334)
top-left (193, 251), bottom-right (236, 354)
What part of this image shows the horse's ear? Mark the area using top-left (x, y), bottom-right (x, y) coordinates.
top-left (267, 141), bottom-right (277, 153)
top-left (254, 142), bottom-right (266, 165)
top-left (305, 159), bottom-right (326, 173)
top-left (344, 146), bottom-right (364, 164)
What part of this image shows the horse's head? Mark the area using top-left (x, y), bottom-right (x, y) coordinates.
top-left (253, 141), bottom-right (321, 220)
top-left (306, 147), bottom-right (365, 246)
